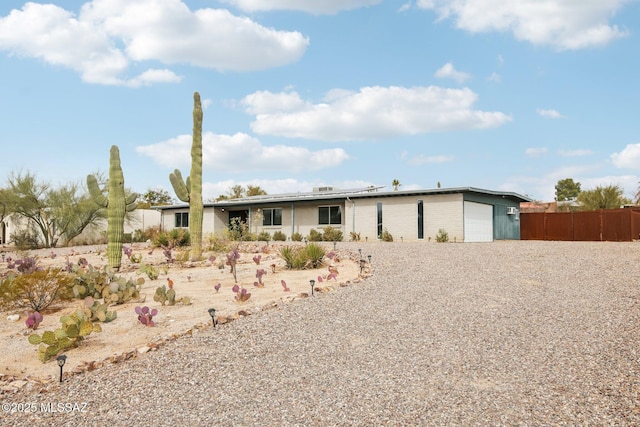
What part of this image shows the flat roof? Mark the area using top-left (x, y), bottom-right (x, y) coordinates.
top-left (153, 186), bottom-right (531, 210)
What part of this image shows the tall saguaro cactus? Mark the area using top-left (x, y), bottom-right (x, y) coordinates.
top-left (87, 145), bottom-right (138, 270)
top-left (169, 92), bottom-right (203, 261)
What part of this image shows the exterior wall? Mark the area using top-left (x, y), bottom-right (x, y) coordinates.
top-left (463, 193), bottom-right (521, 240)
top-left (348, 194), bottom-right (464, 242)
top-left (423, 195), bottom-right (464, 242)
top-left (158, 190), bottom-right (524, 243)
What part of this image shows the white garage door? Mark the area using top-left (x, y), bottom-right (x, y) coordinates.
top-left (464, 201), bottom-right (493, 242)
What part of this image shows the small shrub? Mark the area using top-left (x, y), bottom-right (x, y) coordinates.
top-left (132, 226), bottom-right (159, 243)
top-left (226, 218), bottom-right (250, 241)
top-left (175, 249), bottom-right (190, 263)
top-left (379, 228), bottom-right (393, 242)
top-left (290, 232), bottom-right (303, 242)
top-left (11, 230), bottom-right (40, 250)
top-left (321, 226), bottom-right (343, 242)
top-left (349, 231), bottom-right (361, 242)
top-left (305, 243), bottom-right (326, 268)
top-left (257, 231), bottom-right (271, 242)
top-left (308, 229), bottom-right (323, 242)
top-left (278, 243), bottom-right (326, 270)
top-left (154, 229), bottom-right (190, 248)
top-left (436, 228), bottom-right (449, 243)
top-left (205, 233), bottom-right (231, 252)
top-left (0, 268), bottom-right (74, 312)
top-left (272, 231), bottom-right (287, 241)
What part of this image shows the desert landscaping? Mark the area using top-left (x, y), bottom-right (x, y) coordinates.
top-left (0, 241), bottom-right (363, 386)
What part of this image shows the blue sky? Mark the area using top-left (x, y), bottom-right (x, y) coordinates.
top-left (1, 0), bottom-right (639, 202)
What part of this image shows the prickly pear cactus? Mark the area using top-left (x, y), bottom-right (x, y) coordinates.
top-left (87, 145), bottom-right (138, 270)
top-left (169, 92), bottom-right (204, 261)
top-left (28, 308), bottom-right (102, 362)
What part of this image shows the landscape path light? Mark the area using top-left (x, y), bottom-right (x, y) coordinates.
top-left (360, 259), bottom-right (366, 275)
top-left (208, 308), bottom-right (217, 328)
top-left (310, 279), bottom-right (315, 296)
top-left (56, 355), bottom-right (67, 383)
top-left (367, 255), bottom-right (372, 264)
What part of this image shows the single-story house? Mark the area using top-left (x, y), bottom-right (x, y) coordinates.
top-left (154, 187), bottom-right (531, 243)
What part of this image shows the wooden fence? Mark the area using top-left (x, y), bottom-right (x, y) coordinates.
top-left (520, 208), bottom-right (640, 241)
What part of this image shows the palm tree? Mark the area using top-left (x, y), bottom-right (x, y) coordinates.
top-left (392, 179), bottom-right (401, 191)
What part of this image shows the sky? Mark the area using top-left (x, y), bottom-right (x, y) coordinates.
top-left (1, 0), bottom-right (639, 203)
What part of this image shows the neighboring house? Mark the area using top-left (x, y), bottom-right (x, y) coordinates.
top-left (0, 209), bottom-right (161, 247)
top-left (155, 187), bottom-right (530, 243)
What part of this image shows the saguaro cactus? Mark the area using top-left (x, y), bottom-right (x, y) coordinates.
top-left (87, 145), bottom-right (138, 270)
top-left (169, 92), bottom-right (203, 261)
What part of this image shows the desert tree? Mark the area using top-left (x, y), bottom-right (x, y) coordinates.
top-left (6, 171), bottom-right (107, 248)
top-left (577, 184), bottom-right (631, 210)
top-left (555, 178), bottom-right (581, 202)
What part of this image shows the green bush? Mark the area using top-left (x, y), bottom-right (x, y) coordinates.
top-left (379, 228), bottom-right (393, 242)
top-left (257, 231), bottom-right (271, 242)
top-left (321, 226), bottom-right (343, 242)
top-left (436, 228), bottom-right (449, 243)
top-left (272, 231), bottom-right (287, 241)
top-left (278, 243), bottom-right (326, 270)
top-left (153, 229), bottom-right (190, 247)
top-left (308, 229), bottom-right (323, 242)
top-left (291, 232), bottom-right (303, 242)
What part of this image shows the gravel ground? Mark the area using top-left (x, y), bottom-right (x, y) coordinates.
top-left (2, 241), bottom-right (640, 426)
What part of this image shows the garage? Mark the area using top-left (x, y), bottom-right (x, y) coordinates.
top-left (464, 201), bottom-right (493, 242)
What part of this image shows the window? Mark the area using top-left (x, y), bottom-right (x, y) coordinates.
top-left (319, 206), bottom-right (342, 225)
top-left (377, 202), bottom-right (383, 237)
top-left (417, 200), bottom-right (424, 239)
top-left (175, 212), bottom-right (189, 228)
top-left (263, 208), bottom-right (282, 226)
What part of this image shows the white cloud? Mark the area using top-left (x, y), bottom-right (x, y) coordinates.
top-left (525, 147), bottom-right (548, 157)
top-left (434, 62), bottom-right (471, 83)
top-left (0, 0), bottom-right (308, 85)
top-left (417, 0), bottom-right (629, 50)
top-left (611, 143), bottom-right (640, 170)
top-left (558, 149), bottom-right (593, 157)
top-left (223, 0), bottom-right (382, 14)
top-left (537, 108), bottom-right (566, 119)
top-left (241, 86), bottom-right (511, 141)
top-left (488, 72), bottom-right (501, 83)
top-left (136, 132), bottom-right (349, 172)
top-left (398, 2), bottom-right (412, 13)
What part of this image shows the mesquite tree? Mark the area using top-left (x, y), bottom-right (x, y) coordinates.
top-left (87, 146), bottom-right (138, 270)
top-left (169, 92), bottom-right (204, 261)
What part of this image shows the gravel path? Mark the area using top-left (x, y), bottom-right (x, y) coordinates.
top-left (2, 241), bottom-right (640, 426)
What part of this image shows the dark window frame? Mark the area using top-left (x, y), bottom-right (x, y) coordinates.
top-left (175, 212), bottom-right (189, 228)
top-left (262, 208), bottom-right (283, 226)
top-left (318, 205), bottom-right (342, 225)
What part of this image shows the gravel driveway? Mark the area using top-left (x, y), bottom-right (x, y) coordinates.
top-left (2, 241), bottom-right (640, 426)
